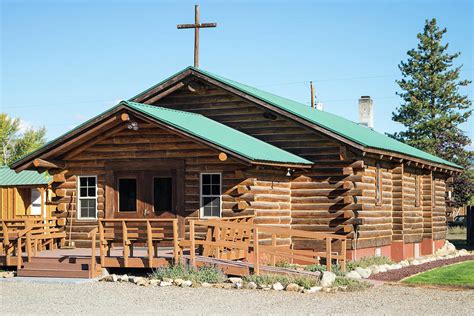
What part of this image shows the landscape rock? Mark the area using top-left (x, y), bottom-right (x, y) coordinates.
top-left (368, 265), bottom-right (380, 275)
top-left (173, 278), bottom-right (184, 286)
top-left (346, 271), bottom-right (362, 279)
top-left (459, 249), bottom-right (469, 256)
top-left (228, 277), bottom-right (243, 284)
top-left (232, 282), bottom-right (243, 289)
top-left (272, 282), bottom-right (284, 291)
top-left (378, 265), bottom-right (387, 273)
top-left (303, 286), bottom-right (322, 293)
top-left (285, 283), bottom-right (301, 292)
top-left (159, 281), bottom-right (173, 287)
top-left (411, 260), bottom-right (421, 266)
top-left (320, 271), bottom-right (337, 287)
top-left (149, 279), bottom-right (160, 286)
top-left (101, 274), bottom-right (118, 282)
top-left (399, 260), bottom-right (409, 267)
top-left (181, 280), bottom-right (193, 287)
top-left (136, 278), bottom-right (149, 287)
top-left (162, 278), bottom-right (173, 283)
top-left (390, 264), bottom-right (402, 270)
top-left (246, 282), bottom-right (257, 290)
top-left (355, 267), bottom-right (371, 279)
top-left (119, 274), bottom-right (129, 282)
top-left (201, 282), bottom-right (212, 288)
top-left (0, 271), bottom-right (15, 278)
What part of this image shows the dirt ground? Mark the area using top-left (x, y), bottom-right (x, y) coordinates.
top-left (1, 280), bottom-right (473, 315)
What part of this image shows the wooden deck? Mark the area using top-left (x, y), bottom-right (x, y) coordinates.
top-left (2, 216), bottom-right (347, 278)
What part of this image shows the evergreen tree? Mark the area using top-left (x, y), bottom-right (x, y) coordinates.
top-left (392, 18), bottom-right (473, 207)
top-left (0, 113), bottom-right (46, 166)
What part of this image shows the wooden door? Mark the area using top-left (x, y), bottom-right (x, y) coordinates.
top-left (113, 170), bottom-right (177, 219)
top-left (114, 171), bottom-right (144, 218)
top-left (144, 170), bottom-right (177, 219)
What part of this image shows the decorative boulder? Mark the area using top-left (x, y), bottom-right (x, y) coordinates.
top-left (173, 279), bottom-right (184, 286)
top-left (159, 281), bottom-right (173, 287)
top-left (181, 280), bottom-right (193, 287)
top-left (400, 260), bottom-right (409, 267)
top-left (201, 282), bottom-right (212, 288)
top-left (246, 282), bottom-right (257, 290)
top-left (119, 274), bottom-right (129, 282)
top-left (355, 267), bottom-right (371, 279)
top-left (346, 271), bottom-right (362, 279)
top-left (228, 277), bottom-right (243, 284)
top-left (272, 282), bottom-right (284, 291)
top-left (368, 265), bottom-right (380, 275)
top-left (320, 271), bottom-right (336, 287)
top-left (285, 283), bottom-right (301, 292)
top-left (303, 286), bottom-right (322, 293)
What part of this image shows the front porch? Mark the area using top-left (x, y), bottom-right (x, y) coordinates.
top-left (1, 216), bottom-right (348, 278)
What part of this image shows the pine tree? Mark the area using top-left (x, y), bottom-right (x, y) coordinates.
top-left (392, 18), bottom-right (473, 207)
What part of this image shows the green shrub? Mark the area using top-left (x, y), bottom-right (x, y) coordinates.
top-left (333, 277), bottom-right (372, 291)
top-left (244, 273), bottom-right (319, 289)
top-left (304, 264), bottom-right (345, 277)
top-left (347, 256), bottom-right (393, 270)
top-left (150, 264), bottom-right (227, 284)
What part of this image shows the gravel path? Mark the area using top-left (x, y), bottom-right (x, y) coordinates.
top-left (370, 257), bottom-right (474, 282)
top-left (1, 281), bottom-right (473, 315)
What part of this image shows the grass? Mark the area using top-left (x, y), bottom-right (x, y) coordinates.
top-left (243, 273), bottom-right (320, 289)
top-left (403, 261), bottom-right (474, 288)
top-left (150, 264), bottom-right (227, 284)
top-left (347, 256), bottom-right (393, 271)
top-left (333, 277), bottom-right (373, 291)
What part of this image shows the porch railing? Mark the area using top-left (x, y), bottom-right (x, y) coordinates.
top-left (1, 217), bottom-right (66, 268)
top-left (97, 219), bottom-right (179, 268)
top-left (184, 219), bottom-right (347, 274)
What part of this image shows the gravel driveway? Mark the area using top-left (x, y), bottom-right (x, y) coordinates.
top-left (1, 281), bottom-right (473, 315)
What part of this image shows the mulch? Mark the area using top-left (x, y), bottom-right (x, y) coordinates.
top-left (368, 255), bottom-right (474, 282)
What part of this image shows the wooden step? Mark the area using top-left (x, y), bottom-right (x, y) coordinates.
top-left (17, 268), bottom-right (93, 278)
top-left (18, 256), bottom-right (101, 278)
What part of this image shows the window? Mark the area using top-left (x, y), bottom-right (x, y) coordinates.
top-left (78, 176), bottom-right (97, 219)
top-left (118, 178), bottom-right (137, 212)
top-left (200, 173), bottom-right (221, 218)
top-left (375, 163), bottom-right (382, 205)
top-left (154, 177), bottom-right (172, 213)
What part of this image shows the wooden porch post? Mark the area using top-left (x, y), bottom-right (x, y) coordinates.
top-left (253, 227), bottom-right (260, 275)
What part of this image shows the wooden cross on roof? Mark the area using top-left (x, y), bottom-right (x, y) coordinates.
top-left (177, 5), bottom-right (217, 68)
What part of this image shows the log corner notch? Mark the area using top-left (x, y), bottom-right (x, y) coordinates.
top-left (33, 158), bottom-right (65, 170)
top-left (121, 113), bottom-right (130, 121)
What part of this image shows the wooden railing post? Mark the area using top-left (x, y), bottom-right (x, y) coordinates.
top-left (16, 237), bottom-right (22, 270)
top-left (146, 220), bottom-right (153, 268)
top-left (215, 226), bottom-right (221, 259)
top-left (99, 220), bottom-right (105, 266)
top-left (172, 219), bottom-right (179, 265)
top-left (122, 220), bottom-right (129, 267)
top-left (341, 239), bottom-right (347, 272)
top-left (326, 237), bottom-right (332, 272)
top-left (271, 233), bottom-right (277, 266)
top-left (90, 230), bottom-right (97, 275)
top-left (253, 227), bottom-right (260, 275)
top-left (190, 220), bottom-right (196, 267)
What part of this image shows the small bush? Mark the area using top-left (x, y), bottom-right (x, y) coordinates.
top-left (333, 277), bottom-right (372, 291)
top-left (150, 264), bottom-right (227, 284)
top-left (304, 264), bottom-right (345, 277)
top-left (347, 256), bottom-right (393, 271)
top-left (244, 273), bottom-right (319, 289)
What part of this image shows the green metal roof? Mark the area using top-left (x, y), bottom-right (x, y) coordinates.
top-left (0, 166), bottom-right (51, 186)
top-left (131, 66), bottom-right (461, 169)
top-left (124, 101), bottom-right (312, 166)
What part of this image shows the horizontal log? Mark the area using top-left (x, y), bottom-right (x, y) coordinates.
top-left (33, 158), bottom-right (65, 169)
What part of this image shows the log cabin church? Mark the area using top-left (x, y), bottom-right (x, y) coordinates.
top-left (11, 66), bottom-right (462, 262)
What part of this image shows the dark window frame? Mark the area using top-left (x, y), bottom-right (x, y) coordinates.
top-left (200, 172), bottom-right (222, 218)
top-left (77, 175), bottom-right (97, 219)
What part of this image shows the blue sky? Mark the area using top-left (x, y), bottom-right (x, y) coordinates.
top-left (1, 0), bottom-right (472, 147)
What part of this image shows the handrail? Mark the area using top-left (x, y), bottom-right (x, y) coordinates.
top-left (98, 218), bottom-right (179, 268)
top-left (87, 227), bottom-right (99, 275)
top-left (186, 219), bottom-right (347, 274)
